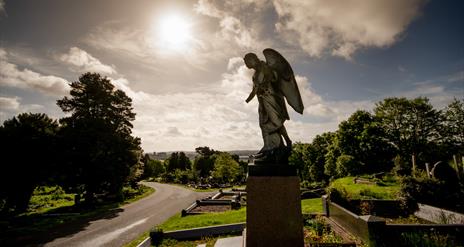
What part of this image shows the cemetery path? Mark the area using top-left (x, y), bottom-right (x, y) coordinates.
top-left (43, 182), bottom-right (212, 247)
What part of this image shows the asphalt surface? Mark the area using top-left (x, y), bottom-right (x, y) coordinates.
top-left (43, 182), bottom-right (211, 247)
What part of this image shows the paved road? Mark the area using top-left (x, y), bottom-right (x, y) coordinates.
top-left (44, 182), bottom-right (212, 247)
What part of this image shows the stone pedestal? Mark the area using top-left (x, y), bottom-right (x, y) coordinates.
top-left (246, 165), bottom-right (304, 247)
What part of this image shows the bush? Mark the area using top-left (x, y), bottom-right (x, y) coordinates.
top-left (150, 226), bottom-right (164, 246)
top-left (173, 169), bottom-right (193, 184)
top-left (300, 181), bottom-right (326, 190)
top-left (399, 176), bottom-right (463, 213)
top-left (326, 187), bottom-right (349, 209)
top-left (400, 232), bottom-right (459, 247)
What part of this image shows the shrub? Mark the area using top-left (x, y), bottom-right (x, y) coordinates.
top-left (150, 226), bottom-right (164, 246)
top-left (326, 187), bottom-right (349, 209)
top-left (173, 169), bottom-right (191, 184)
top-left (399, 176), bottom-right (463, 213)
top-left (335, 154), bottom-right (357, 176)
top-left (400, 232), bottom-right (459, 247)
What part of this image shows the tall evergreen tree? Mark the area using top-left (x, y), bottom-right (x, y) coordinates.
top-left (57, 73), bottom-right (141, 203)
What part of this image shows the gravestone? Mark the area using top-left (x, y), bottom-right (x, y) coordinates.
top-left (431, 161), bottom-right (459, 186)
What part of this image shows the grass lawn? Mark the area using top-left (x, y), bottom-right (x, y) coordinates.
top-left (26, 186), bottom-right (75, 215)
top-left (329, 176), bottom-right (400, 199)
top-left (160, 207), bottom-right (247, 231)
top-left (1, 184), bottom-right (155, 241)
top-left (160, 198), bottom-right (323, 232)
top-left (126, 198), bottom-right (323, 246)
top-left (301, 198), bottom-right (323, 214)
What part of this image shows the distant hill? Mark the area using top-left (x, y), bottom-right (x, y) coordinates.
top-left (147, 150), bottom-right (258, 161)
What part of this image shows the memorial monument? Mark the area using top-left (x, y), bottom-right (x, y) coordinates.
top-left (244, 48), bottom-right (304, 247)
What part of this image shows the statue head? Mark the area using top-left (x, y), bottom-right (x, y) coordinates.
top-left (244, 53), bottom-right (259, 69)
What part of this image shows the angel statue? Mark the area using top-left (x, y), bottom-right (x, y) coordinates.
top-left (244, 48), bottom-right (304, 164)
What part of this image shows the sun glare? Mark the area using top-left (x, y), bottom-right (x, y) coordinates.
top-left (157, 14), bottom-right (191, 50)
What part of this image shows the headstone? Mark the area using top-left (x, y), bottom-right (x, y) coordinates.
top-left (431, 161), bottom-right (458, 186)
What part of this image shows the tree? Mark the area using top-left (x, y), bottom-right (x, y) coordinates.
top-left (178, 152), bottom-right (192, 170)
top-left (142, 155), bottom-right (165, 179)
top-left (336, 154), bottom-right (357, 176)
top-left (289, 142), bottom-right (309, 179)
top-left (442, 98), bottom-right (464, 155)
top-left (193, 146), bottom-right (219, 178)
top-left (57, 73), bottom-right (141, 203)
top-left (165, 152), bottom-right (191, 172)
top-left (165, 152), bottom-right (179, 172)
top-left (195, 146), bottom-right (217, 156)
top-left (324, 140), bottom-right (341, 178)
top-left (374, 97), bottom-right (441, 170)
top-left (306, 132), bottom-right (336, 182)
top-left (336, 110), bottom-right (395, 174)
top-left (0, 113), bottom-right (59, 213)
top-left (211, 153), bottom-right (242, 183)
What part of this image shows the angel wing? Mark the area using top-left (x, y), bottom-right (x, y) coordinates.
top-left (263, 48), bottom-right (304, 114)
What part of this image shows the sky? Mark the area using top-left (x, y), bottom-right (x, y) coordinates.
top-left (0, 0), bottom-right (463, 152)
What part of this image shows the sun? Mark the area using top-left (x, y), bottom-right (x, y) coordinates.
top-left (157, 14), bottom-right (191, 50)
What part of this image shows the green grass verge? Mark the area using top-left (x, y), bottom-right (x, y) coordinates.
top-left (125, 198), bottom-right (323, 246)
top-left (159, 198), bottom-right (322, 232)
top-left (26, 186), bottom-right (75, 215)
top-left (329, 176), bottom-right (400, 199)
top-left (160, 207), bottom-right (247, 231)
top-left (301, 198), bottom-right (323, 214)
top-left (3, 184), bottom-right (155, 240)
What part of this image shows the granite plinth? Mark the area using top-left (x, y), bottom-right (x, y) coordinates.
top-left (246, 167), bottom-right (304, 247)
top-left (247, 164), bottom-right (297, 176)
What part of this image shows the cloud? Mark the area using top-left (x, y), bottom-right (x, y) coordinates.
top-left (191, 0), bottom-right (425, 60)
top-left (0, 96), bottom-right (45, 123)
top-left (0, 96), bottom-right (20, 111)
top-left (273, 0), bottom-right (425, 59)
top-left (84, 24), bottom-right (150, 60)
top-left (104, 55), bottom-right (373, 152)
top-left (399, 83), bottom-right (463, 108)
top-left (59, 47), bottom-right (116, 74)
top-left (0, 48), bottom-right (70, 96)
top-left (447, 70), bottom-right (464, 83)
top-left (194, 0), bottom-right (260, 49)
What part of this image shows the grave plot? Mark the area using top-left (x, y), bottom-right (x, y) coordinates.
top-left (323, 195), bottom-right (464, 247)
top-left (181, 190), bottom-right (245, 216)
top-left (304, 215), bottom-right (357, 246)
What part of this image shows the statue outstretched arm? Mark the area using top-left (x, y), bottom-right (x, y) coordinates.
top-left (245, 85), bottom-right (257, 103)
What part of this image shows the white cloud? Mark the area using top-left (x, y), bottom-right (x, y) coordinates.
top-left (0, 48), bottom-right (70, 96)
top-left (0, 96), bottom-right (45, 123)
top-left (104, 56), bottom-right (371, 151)
top-left (273, 0), bottom-right (425, 59)
top-left (59, 47), bottom-right (116, 74)
top-left (194, 0), bottom-right (259, 49)
top-left (0, 96), bottom-right (20, 110)
top-left (84, 25), bottom-right (149, 61)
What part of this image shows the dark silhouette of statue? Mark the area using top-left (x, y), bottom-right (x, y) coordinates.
top-left (244, 48), bottom-right (304, 164)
